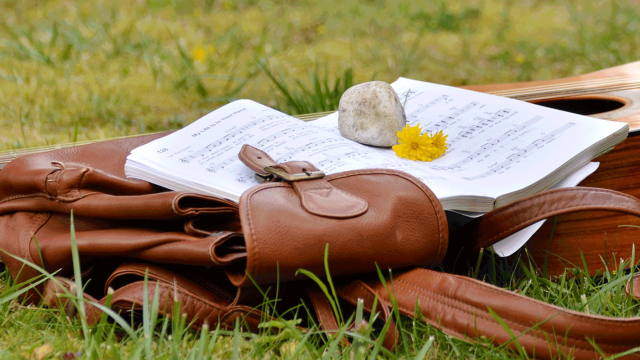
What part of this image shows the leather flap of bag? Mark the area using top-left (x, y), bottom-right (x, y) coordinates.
top-left (234, 169), bottom-right (448, 287)
top-left (274, 161), bottom-right (368, 218)
top-left (238, 145), bottom-right (368, 218)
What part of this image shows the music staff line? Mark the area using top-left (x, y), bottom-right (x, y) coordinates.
top-left (433, 115), bottom-right (543, 172)
top-left (256, 124), bottom-right (307, 147)
top-left (406, 95), bottom-right (449, 122)
top-left (180, 114), bottom-right (286, 164)
top-left (463, 122), bottom-right (576, 181)
top-left (450, 108), bottom-right (514, 141)
top-left (277, 138), bottom-right (343, 162)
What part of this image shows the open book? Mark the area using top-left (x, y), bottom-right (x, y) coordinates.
top-left (125, 78), bottom-right (628, 212)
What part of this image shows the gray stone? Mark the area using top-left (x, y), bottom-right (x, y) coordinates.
top-left (338, 81), bottom-right (407, 147)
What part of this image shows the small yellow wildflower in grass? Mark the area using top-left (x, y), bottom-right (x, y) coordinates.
top-left (192, 45), bottom-right (215, 64)
top-left (392, 124), bottom-right (448, 162)
top-left (192, 46), bottom-right (207, 63)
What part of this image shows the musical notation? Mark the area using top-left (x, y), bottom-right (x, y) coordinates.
top-left (277, 138), bottom-right (342, 162)
top-left (180, 114), bottom-right (285, 163)
top-left (448, 107), bottom-right (513, 143)
top-left (398, 89), bottom-right (419, 103)
top-left (423, 101), bottom-right (480, 133)
top-left (432, 116), bottom-right (542, 171)
top-left (463, 122), bottom-right (575, 180)
top-left (206, 156), bottom-right (237, 173)
top-left (406, 95), bottom-right (448, 123)
top-left (257, 125), bottom-right (303, 146)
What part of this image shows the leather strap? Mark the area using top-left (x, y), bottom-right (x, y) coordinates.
top-left (307, 282), bottom-right (399, 351)
top-left (336, 280), bottom-right (399, 350)
top-left (364, 268), bottom-right (640, 360)
top-left (453, 187), bottom-right (640, 251)
top-left (362, 186), bottom-right (640, 359)
top-left (238, 144), bottom-right (278, 176)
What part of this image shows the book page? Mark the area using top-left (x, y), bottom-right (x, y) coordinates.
top-left (128, 79), bottom-right (626, 209)
top-left (313, 78), bottom-right (627, 201)
top-left (127, 100), bottom-right (441, 200)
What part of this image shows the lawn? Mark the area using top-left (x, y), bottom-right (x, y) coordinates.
top-left (1, 0), bottom-right (640, 358)
top-left (2, 0), bottom-right (639, 149)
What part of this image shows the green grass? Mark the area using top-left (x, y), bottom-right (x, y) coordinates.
top-left (2, 229), bottom-right (640, 359)
top-left (2, 0), bottom-right (640, 358)
top-left (1, 0), bottom-right (640, 149)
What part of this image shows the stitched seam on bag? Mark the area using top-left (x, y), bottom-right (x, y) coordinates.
top-left (25, 212), bottom-right (50, 266)
top-left (121, 281), bottom-right (228, 313)
top-left (245, 190), bottom-right (260, 285)
top-left (394, 278), bottom-right (533, 332)
top-left (375, 282), bottom-right (488, 351)
top-left (0, 193), bottom-right (52, 204)
top-left (483, 202), bottom-right (640, 247)
top-left (309, 291), bottom-right (340, 331)
top-left (396, 273), bottom-right (636, 351)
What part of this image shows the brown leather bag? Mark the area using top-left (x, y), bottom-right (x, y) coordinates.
top-left (2, 133), bottom-right (640, 359)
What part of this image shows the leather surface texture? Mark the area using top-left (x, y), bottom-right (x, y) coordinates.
top-left (235, 146), bottom-right (448, 286)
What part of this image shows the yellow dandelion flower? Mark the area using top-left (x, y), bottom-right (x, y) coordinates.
top-left (392, 124), bottom-right (437, 161)
top-left (430, 130), bottom-right (449, 159)
top-left (192, 46), bottom-right (207, 63)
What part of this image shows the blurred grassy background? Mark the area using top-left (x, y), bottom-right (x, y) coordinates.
top-left (1, 0), bottom-right (639, 150)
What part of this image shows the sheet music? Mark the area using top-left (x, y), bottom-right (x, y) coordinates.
top-left (127, 100), bottom-right (417, 200)
top-left (127, 78), bottom-right (626, 208)
top-left (312, 77), bottom-right (626, 201)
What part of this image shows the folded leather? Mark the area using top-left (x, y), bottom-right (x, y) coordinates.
top-left (42, 263), bottom-right (265, 332)
top-left (0, 135), bottom-right (241, 303)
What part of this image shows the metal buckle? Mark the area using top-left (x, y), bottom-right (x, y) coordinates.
top-left (263, 166), bottom-right (325, 182)
top-left (254, 172), bottom-right (275, 182)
